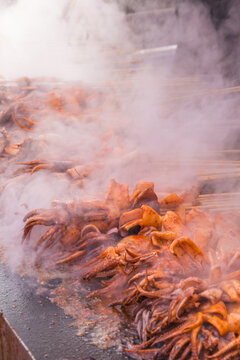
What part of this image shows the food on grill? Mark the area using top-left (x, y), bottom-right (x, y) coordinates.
top-left (0, 106), bottom-right (36, 131)
top-left (1, 77), bottom-right (240, 359)
top-left (22, 179), bottom-right (240, 359)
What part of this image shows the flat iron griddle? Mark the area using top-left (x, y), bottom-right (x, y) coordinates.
top-left (0, 263), bottom-right (128, 360)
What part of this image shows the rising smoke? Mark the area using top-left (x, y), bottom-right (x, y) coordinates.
top-left (0, 0), bottom-right (239, 267)
top-left (0, 0), bottom-right (131, 81)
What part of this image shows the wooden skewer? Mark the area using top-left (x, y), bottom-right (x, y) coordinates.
top-left (199, 192), bottom-right (240, 198)
top-left (164, 85), bottom-right (240, 103)
top-left (199, 200), bottom-right (240, 205)
top-left (195, 204), bottom-right (240, 210)
top-left (198, 170), bottom-right (240, 177)
top-left (198, 202), bottom-right (240, 207)
top-left (219, 150), bottom-right (240, 154)
top-left (200, 174), bottom-right (240, 181)
top-left (151, 159), bottom-right (240, 165)
top-left (159, 191), bottom-right (240, 215)
top-left (199, 195), bottom-right (240, 200)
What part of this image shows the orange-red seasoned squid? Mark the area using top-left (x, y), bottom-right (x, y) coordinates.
top-left (22, 180), bottom-right (130, 258)
top-left (21, 173), bottom-right (240, 360)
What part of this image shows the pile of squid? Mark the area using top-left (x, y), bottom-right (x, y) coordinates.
top-left (3, 77), bottom-right (240, 359)
top-left (0, 77), bottom-right (120, 192)
top-left (22, 179), bottom-right (240, 360)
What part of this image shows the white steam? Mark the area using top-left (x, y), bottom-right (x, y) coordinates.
top-left (0, 0), bottom-right (238, 268)
top-left (0, 0), bottom-right (130, 81)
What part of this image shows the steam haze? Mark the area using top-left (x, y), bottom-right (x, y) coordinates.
top-left (0, 0), bottom-right (239, 267)
top-left (0, 0), bottom-right (130, 81)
